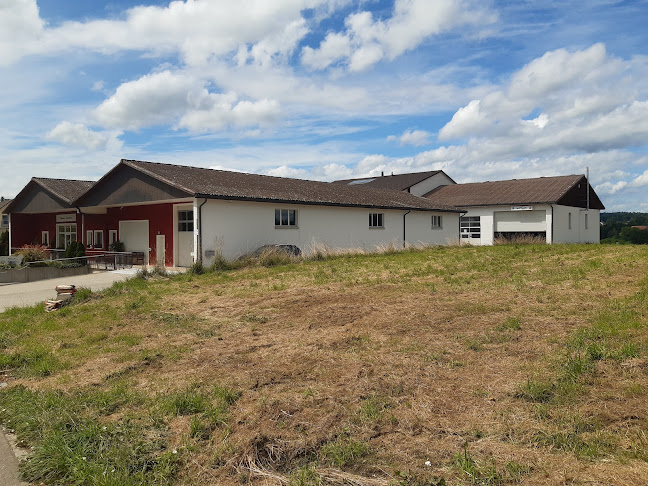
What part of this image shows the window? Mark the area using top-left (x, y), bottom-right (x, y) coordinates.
top-left (109, 230), bottom-right (118, 245)
top-left (41, 231), bottom-right (49, 247)
top-left (275, 209), bottom-right (297, 227)
top-left (568, 212), bottom-right (572, 230)
top-left (94, 230), bottom-right (104, 249)
top-left (369, 213), bottom-right (384, 228)
top-left (86, 230), bottom-right (93, 247)
top-left (585, 213), bottom-right (588, 230)
top-left (57, 224), bottom-right (77, 249)
top-left (431, 215), bottom-right (442, 229)
top-left (460, 216), bottom-right (481, 239)
top-left (1, 214), bottom-right (7, 228)
top-left (178, 210), bottom-right (194, 232)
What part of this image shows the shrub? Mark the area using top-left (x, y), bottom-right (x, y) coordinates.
top-left (15, 244), bottom-right (49, 263)
top-left (0, 231), bottom-right (8, 256)
top-left (109, 240), bottom-right (125, 252)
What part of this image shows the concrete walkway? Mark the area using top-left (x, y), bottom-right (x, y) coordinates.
top-left (0, 429), bottom-right (21, 486)
top-left (0, 268), bottom-right (138, 313)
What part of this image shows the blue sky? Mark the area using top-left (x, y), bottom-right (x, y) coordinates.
top-left (1, 0), bottom-right (648, 210)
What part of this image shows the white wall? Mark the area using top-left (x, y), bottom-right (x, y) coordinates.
top-left (460, 205), bottom-right (552, 245)
top-left (552, 205), bottom-right (600, 243)
top-left (409, 172), bottom-right (456, 196)
top-left (198, 199), bottom-right (459, 261)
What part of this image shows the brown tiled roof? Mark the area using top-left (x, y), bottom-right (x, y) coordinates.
top-left (0, 198), bottom-right (12, 212)
top-left (110, 160), bottom-right (458, 212)
top-left (4, 178), bottom-right (95, 213)
top-left (33, 178), bottom-right (95, 204)
top-left (333, 170), bottom-right (449, 191)
top-left (425, 175), bottom-right (604, 209)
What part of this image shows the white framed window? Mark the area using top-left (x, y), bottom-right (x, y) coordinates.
top-left (178, 210), bottom-right (194, 232)
top-left (94, 230), bottom-right (104, 249)
top-left (1, 214), bottom-right (7, 228)
top-left (369, 213), bottom-right (384, 228)
top-left (568, 212), bottom-right (572, 230)
top-left (109, 230), bottom-right (118, 245)
top-left (57, 224), bottom-right (77, 249)
top-left (41, 231), bottom-right (49, 247)
top-left (585, 213), bottom-right (588, 230)
top-left (431, 215), bottom-right (442, 229)
top-left (275, 209), bottom-right (297, 227)
top-left (460, 216), bottom-right (481, 239)
top-left (86, 230), bottom-right (93, 247)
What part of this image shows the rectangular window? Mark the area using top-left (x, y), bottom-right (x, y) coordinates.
top-left (57, 224), bottom-right (77, 249)
top-left (86, 230), bottom-right (93, 247)
top-left (1, 214), bottom-right (7, 228)
top-left (460, 216), bottom-right (481, 239)
top-left (109, 230), bottom-right (118, 245)
top-left (275, 209), bottom-right (297, 227)
top-left (178, 210), bottom-right (194, 232)
top-left (94, 230), bottom-right (104, 249)
top-left (585, 213), bottom-right (588, 230)
top-left (369, 213), bottom-right (384, 228)
top-left (568, 212), bottom-right (572, 230)
top-left (431, 215), bottom-right (442, 229)
top-left (41, 231), bottom-right (49, 247)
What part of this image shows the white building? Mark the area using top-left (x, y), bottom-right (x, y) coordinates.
top-left (335, 172), bottom-right (604, 245)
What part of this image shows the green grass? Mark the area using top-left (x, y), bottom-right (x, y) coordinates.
top-left (1, 244), bottom-right (647, 484)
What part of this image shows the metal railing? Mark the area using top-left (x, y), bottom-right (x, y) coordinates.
top-left (7, 249), bottom-right (145, 270)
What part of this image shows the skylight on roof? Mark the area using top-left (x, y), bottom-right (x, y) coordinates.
top-left (348, 178), bottom-right (376, 185)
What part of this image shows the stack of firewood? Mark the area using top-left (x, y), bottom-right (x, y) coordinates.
top-left (44, 285), bottom-right (77, 312)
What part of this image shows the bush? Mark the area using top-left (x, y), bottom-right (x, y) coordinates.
top-left (15, 244), bottom-right (49, 263)
top-left (109, 240), bottom-right (125, 252)
top-left (0, 231), bottom-right (8, 256)
top-left (64, 241), bottom-right (86, 264)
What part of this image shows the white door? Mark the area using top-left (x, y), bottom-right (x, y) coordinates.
top-left (156, 234), bottom-right (165, 267)
top-left (119, 220), bottom-right (149, 265)
top-left (494, 210), bottom-right (546, 232)
top-left (177, 209), bottom-right (194, 267)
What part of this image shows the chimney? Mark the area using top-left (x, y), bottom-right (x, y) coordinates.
top-left (0, 196), bottom-right (4, 202)
top-left (381, 171), bottom-right (384, 177)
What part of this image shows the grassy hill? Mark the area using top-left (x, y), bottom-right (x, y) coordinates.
top-left (1, 244), bottom-right (648, 485)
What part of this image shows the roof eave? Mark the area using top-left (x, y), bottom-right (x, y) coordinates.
top-left (193, 193), bottom-right (460, 213)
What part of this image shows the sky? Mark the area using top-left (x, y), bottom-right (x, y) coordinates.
top-left (1, 0), bottom-right (648, 211)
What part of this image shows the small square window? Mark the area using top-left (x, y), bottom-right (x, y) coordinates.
top-left (275, 209), bottom-right (297, 227)
top-left (178, 210), bottom-right (194, 232)
top-left (369, 213), bottom-right (384, 228)
top-left (431, 215), bottom-right (442, 229)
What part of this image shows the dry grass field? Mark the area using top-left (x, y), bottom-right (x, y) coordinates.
top-left (1, 243), bottom-right (647, 485)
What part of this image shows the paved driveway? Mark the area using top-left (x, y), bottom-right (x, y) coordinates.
top-left (0, 269), bottom-right (138, 313)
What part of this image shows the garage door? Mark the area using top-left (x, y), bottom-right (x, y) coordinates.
top-left (494, 210), bottom-right (546, 232)
top-left (119, 220), bottom-right (149, 265)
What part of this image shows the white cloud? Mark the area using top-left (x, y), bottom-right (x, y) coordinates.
top-left (0, 0), bottom-right (44, 65)
top-left (301, 0), bottom-right (498, 72)
top-left (265, 165), bottom-right (309, 178)
top-left (0, 0), bottom-right (343, 68)
top-left (45, 121), bottom-right (123, 151)
top-left (301, 32), bottom-right (351, 70)
top-left (387, 129), bottom-right (431, 146)
top-left (628, 169), bottom-right (648, 188)
top-left (94, 70), bottom-right (280, 132)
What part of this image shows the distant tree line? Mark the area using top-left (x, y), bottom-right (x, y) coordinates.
top-left (601, 212), bottom-right (648, 244)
